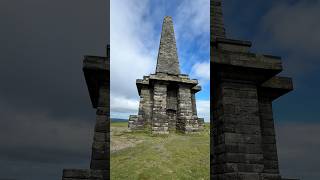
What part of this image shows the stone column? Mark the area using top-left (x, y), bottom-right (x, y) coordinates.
top-left (152, 82), bottom-right (168, 134)
top-left (191, 91), bottom-right (197, 116)
top-left (138, 86), bottom-right (152, 126)
top-left (211, 0), bottom-right (226, 41)
top-left (177, 84), bottom-right (198, 133)
top-left (258, 96), bottom-right (281, 179)
top-left (90, 83), bottom-right (109, 179)
top-left (212, 81), bottom-right (264, 179)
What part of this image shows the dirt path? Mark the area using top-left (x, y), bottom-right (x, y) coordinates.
top-left (110, 126), bottom-right (144, 152)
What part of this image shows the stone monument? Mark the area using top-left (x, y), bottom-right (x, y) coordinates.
top-left (211, 0), bottom-right (298, 179)
top-left (128, 16), bottom-right (204, 134)
top-left (62, 46), bottom-right (110, 180)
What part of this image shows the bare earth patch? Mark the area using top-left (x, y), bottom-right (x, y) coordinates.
top-left (110, 126), bottom-right (144, 152)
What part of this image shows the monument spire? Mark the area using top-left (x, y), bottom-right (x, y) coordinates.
top-left (211, 0), bottom-right (226, 41)
top-left (155, 16), bottom-right (180, 75)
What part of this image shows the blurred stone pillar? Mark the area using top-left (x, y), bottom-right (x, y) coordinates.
top-left (177, 84), bottom-right (198, 133)
top-left (152, 82), bottom-right (168, 134)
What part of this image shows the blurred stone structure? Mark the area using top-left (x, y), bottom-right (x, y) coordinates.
top-left (62, 46), bottom-right (110, 180)
top-left (128, 16), bottom-right (204, 134)
top-left (211, 0), bottom-right (298, 180)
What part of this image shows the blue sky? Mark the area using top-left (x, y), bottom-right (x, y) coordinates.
top-left (222, 1), bottom-right (320, 179)
top-left (110, 0), bottom-right (210, 121)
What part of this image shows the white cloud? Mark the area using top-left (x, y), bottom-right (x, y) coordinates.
top-left (175, 0), bottom-right (210, 40)
top-left (110, 0), bottom-right (210, 120)
top-left (110, 96), bottom-right (139, 114)
top-left (190, 61), bottom-right (210, 86)
top-left (110, 0), bottom-right (157, 118)
top-left (174, 0), bottom-right (210, 77)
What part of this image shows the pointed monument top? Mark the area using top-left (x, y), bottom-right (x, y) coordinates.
top-left (155, 16), bottom-right (180, 75)
top-left (211, 0), bottom-right (226, 41)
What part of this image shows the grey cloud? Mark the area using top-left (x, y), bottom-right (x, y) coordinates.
top-left (0, 102), bottom-right (94, 179)
top-left (0, 0), bottom-right (108, 121)
top-left (0, 0), bottom-right (108, 179)
top-left (262, 1), bottom-right (320, 54)
top-left (258, 1), bottom-right (320, 75)
top-left (276, 122), bottom-right (320, 180)
top-left (0, 103), bottom-right (93, 178)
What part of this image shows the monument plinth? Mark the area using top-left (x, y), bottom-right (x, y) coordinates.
top-left (128, 16), bottom-right (204, 134)
top-left (211, 0), bottom-right (298, 179)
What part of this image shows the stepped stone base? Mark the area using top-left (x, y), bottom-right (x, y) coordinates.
top-left (128, 115), bottom-right (145, 130)
top-left (129, 115), bottom-right (205, 133)
top-left (62, 169), bottom-right (108, 180)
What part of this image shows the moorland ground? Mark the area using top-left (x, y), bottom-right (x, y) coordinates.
top-left (110, 121), bottom-right (210, 180)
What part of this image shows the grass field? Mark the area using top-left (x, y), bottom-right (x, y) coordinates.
top-left (110, 121), bottom-right (210, 180)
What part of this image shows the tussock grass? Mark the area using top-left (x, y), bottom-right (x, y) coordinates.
top-left (111, 122), bottom-right (210, 180)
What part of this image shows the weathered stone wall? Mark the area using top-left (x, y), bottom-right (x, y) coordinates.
top-left (213, 81), bottom-right (265, 179)
top-left (138, 86), bottom-right (153, 126)
top-left (191, 92), bottom-right (197, 116)
top-left (156, 16), bottom-right (180, 75)
top-left (62, 169), bottom-right (108, 180)
top-left (91, 107), bottom-right (109, 171)
top-left (177, 85), bottom-right (198, 133)
top-left (166, 85), bottom-right (177, 110)
top-left (90, 84), bottom-right (109, 178)
top-left (258, 96), bottom-right (280, 174)
top-left (167, 109), bottom-right (177, 131)
top-left (166, 85), bottom-right (178, 131)
top-left (152, 83), bottom-right (169, 134)
top-left (128, 115), bottom-right (138, 129)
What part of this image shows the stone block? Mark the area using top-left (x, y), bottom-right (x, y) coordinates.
top-left (214, 144), bottom-right (263, 155)
top-left (90, 159), bottom-right (109, 170)
top-left (93, 132), bottom-right (106, 142)
top-left (62, 169), bottom-right (90, 179)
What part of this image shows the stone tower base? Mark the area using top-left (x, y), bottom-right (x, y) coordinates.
top-left (62, 169), bottom-right (108, 180)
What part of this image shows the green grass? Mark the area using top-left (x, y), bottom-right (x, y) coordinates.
top-left (111, 121), bottom-right (129, 127)
top-left (111, 122), bottom-right (210, 180)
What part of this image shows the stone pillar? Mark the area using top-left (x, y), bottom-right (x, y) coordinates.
top-left (212, 81), bottom-right (264, 179)
top-left (177, 84), bottom-right (198, 133)
top-left (152, 82), bottom-right (169, 134)
top-left (191, 92), bottom-right (197, 116)
top-left (138, 86), bottom-right (152, 126)
top-left (259, 96), bottom-right (281, 178)
top-left (90, 83), bottom-right (109, 179)
top-left (211, 0), bottom-right (226, 41)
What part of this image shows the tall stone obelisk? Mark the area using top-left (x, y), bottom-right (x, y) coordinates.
top-left (128, 16), bottom-right (205, 134)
